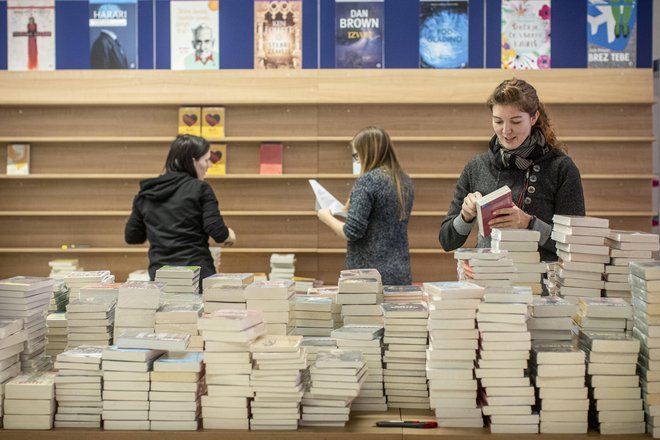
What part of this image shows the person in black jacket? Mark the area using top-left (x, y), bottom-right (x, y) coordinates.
top-left (125, 135), bottom-right (236, 281)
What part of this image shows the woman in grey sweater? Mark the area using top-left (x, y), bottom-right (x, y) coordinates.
top-left (318, 127), bottom-right (414, 285)
top-left (439, 78), bottom-right (585, 262)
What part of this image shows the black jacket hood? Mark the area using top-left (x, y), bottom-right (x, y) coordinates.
top-left (138, 172), bottom-right (193, 202)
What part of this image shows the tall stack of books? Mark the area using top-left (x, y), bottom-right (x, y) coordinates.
top-left (198, 309), bottom-right (265, 430)
top-left (338, 270), bottom-right (383, 326)
top-left (574, 297), bottom-right (632, 336)
top-left (3, 371), bottom-right (57, 429)
top-left (0, 319), bottom-right (26, 386)
top-left (79, 283), bottom-right (121, 302)
top-left (476, 287), bottom-right (537, 434)
top-left (155, 266), bottom-right (201, 301)
top-left (53, 345), bottom-right (103, 428)
top-left (269, 253), bottom-right (296, 280)
top-left (423, 281), bottom-right (483, 427)
top-left (527, 295), bottom-right (575, 341)
top-left (551, 215), bottom-right (610, 303)
top-left (63, 270), bottom-right (114, 300)
top-left (301, 349), bottom-right (367, 427)
top-left (604, 230), bottom-right (658, 300)
top-left (491, 229), bottom-right (545, 294)
top-left (66, 297), bottom-right (116, 348)
top-left (331, 325), bottom-right (386, 411)
top-left (383, 285), bottom-right (424, 303)
top-left (46, 313), bottom-right (67, 356)
top-left (0, 276), bottom-right (54, 373)
top-left (48, 259), bottom-right (81, 279)
top-left (629, 261), bottom-right (660, 437)
top-left (578, 330), bottom-right (644, 434)
top-left (149, 352), bottom-right (205, 431)
top-left (292, 296), bottom-right (334, 337)
top-left (308, 286), bottom-right (342, 328)
top-left (155, 303), bottom-right (204, 352)
top-left (381, 302), bottom-right (429, 409)
top-left (249, 335), bottom-right (307, 430)
top-left (300, 336), bottom-right (337, 367)
top-left (455, 248), bottom-right (516, 289)
top-left (530, 341), bottom-right (587, 433)
top-left (114, 281), bottom-right (164, 341)
top-left (203, 273), bottom-right (254, 312)
top-left (245, 280), bottom-right (295, 335)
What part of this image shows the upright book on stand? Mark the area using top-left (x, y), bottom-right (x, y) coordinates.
top-left (6, 144), bottom-right (30, 175)
top-left (259, 143), bottom-right (283, 174)
top-left (476, 185), bottom-right (512, 238)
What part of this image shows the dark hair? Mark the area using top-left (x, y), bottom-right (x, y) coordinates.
top-left (164, 134), bottom-right (210, 178)
top-left (487, 78), bottom-right (565, 152)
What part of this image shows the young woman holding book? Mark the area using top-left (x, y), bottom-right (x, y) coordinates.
top-left (125, 134), bottom-right (236, 281)
top-left (317, 126), bottom-right (414, 285)
top-left (439, 78), bottom-right (585, 261)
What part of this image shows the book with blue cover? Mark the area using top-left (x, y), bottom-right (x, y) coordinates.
top-left (419, 0), bottom-right (468, 68)
top-left (587, 0), bottom-right (637, 68)
top-left (89, 0), bottom-right (138, 69)
top-left (335, 0), bottom-right (384, 68)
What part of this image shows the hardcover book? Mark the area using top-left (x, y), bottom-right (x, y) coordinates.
top-left (335, 0), bottom-right (384, 68)
top-left (419, 0), bottom-right (468, 68)
top-left (254, 0), bottom-right (303, 69)
top-left (7, 0), bottom-right (55, 71)
top-left (6, 144), bottom-right (30, 175)
top-left (178, 107), bottom-right (202, 136)
top-left (587, 0), bottom-right (637, 68)
top-left (259, 143), bottom-right (283, 175)
top-left (201, 107), bottom-right (225, 139)
top-left (170, 0), bottom-right (219, 70)
top-left (206, 144), bottom-right (227, 176)
top-left (501, 0), bottom-right (551, 69)
top-left (89, 0), bottom-right (138, 69)
top-left (476, 185), bottom-right (513, 238)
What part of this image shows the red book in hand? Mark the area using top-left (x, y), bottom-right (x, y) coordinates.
top-left (259, 143), bottom-right (283, 174)
top-left (476, 185), bottom-right (513, 238)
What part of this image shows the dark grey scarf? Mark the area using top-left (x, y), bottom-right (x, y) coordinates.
top-left (493, 129), bottom-right (548, 170)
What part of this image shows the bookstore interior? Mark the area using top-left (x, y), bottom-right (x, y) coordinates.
top-left (1, 0), bottom-right (659, 439)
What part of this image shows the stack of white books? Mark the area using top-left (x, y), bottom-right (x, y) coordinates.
top-left (476, 287), bottom-right (537, 434)
top-left (491, 229), bottom-right (545, 294)
top-left (114, 281), bottom-right (164, 341)
top-left (530, 341), bottom-right (587, 433)
top-left (202, 273), bottom-right (254, 312)
top-left (0, 276), bottom-right (54, 372)
top-left (455, 248), bottom-right (516, 289)
top-left (603, 230), bottom-right (658, 299)
top-left (301, 349), bottom-right (367, 427)
top-left (629, 261), bottom-right (660, 437)
top-left (551, 215), bottom-right (610, 303)
top-left (381, 302), bottom-right (429, 409)
top-left (46, 312), bottom-right (67, 356)
top-left (574, 297), bottom-right (633, 335)
top-left (338, 275), bottom-right (382, 327)
top-left (331, 325), bottom-right (386, 411)
top-left (48, 259), bottom-right (81, 280)
top-left (308, 286), bottom-right (342, 329)
top-left (527, 295), bottom-right (575, 341)
top-left (63, 270), bottom-right (114, 301)
top-left (249, 334), bottom-right (306, 430)
top-left (3, 371), bottom-right (56, 429)
top-left (66, 297), bottom-right (116, 348)
top-left (245, 280), bottom-right (295, 335)
top-left (292, 277), bottom-right (319, 295)
top-left (198, 309), bottom-right (265, 430)
top-left (269, 253), bottom-right (296, 280)
top-left (544, 262), bottom-right (560, 295)
top-left (155, 265), bottom-right (201, 302)
top-left (0, 319), bottom-right (26, 386)
top-left (423, 281), bottom-right (483, 427)
top-left (292, 296), bottom-right (334, 337)
top-left (79, 282), bottom-right (121, 302)
top-left (300, 336), bottom-right (337, 367)
top-left (155, 303), bottom-right (204, 352)
top-left (383, 285), bottom-right (424, 303)
top-left (53, 345), bottom-right (103, 428)
top-left (101, 345), bottom-right (165, 430)
top-left (578, 330), bottom-right (644, 434)
top-left (149, 351), bottom-right (205, 431)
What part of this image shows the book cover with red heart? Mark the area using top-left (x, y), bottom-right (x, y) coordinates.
top-left (202, 107), bottom-right (225, 139)
top-left (207, 144), bottom-right (226, 176)
top-left (178, 106), bottom-right (201, 135)
top-left (476, 185), bottom-right (512, 238)
top-left (259, 143), bottom-right (283, 175)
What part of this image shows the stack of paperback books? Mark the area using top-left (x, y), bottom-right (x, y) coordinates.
top-left (114, 281), bottom-right (164, 341)
top-left (455, 248), bottom-right (516, 289)
top-left (383, 285), bottom-right (424, 303)
top-left (269, 253), bottom-right (296, 280)
top-left (603, 230), bottom-right (658, 299)
top-left (0, 318), bottom-right (26, 385)
top-left (338, 269), bottom-right (383, 326)
top-left (53, 345), bottom-right (104, 428)
top-left (63, 270), bottom-right (114, 300)
top-left (300, 336), bottom-right (337, 367)
top-left (245, 280), bottom-right (295, 335)
top-left (574, 297), bottom-right (632, 335)
top-left (491, 229), bottom-right (545, 294)
top-left (530, 341), bottom-right (587, 433)
top-left (48, 259), bottom-right (81, 279)
top-left (101, 345), bottom-right (165, 430)
top-left (308, 286), bottom-right (342, 328)
top-left (3, 371), bottom-right (56, 429)
top-left (155, 303), bottom-right (204, 352)
top-left (423, 281), bottom-right (483, 427)
top-left (301, 349), bottom-right (367, 427)
top-left (155, 265), bottom-right (201, 301)
top-left (381, 302), bottom-right (429, 409)
top-left (202, 273), bottom-right (254, 312)
top-left (292, 296), bottom-right (334, 337)
top-left (331, 325), bottom-right (386, 411)
top-left (66, 297), bottom-right (116, 348)
top-left (0, 276), bottom-right (54, 372)
top-left (46, 312), bottom-right (67, 356)
top-left (79, 282), bottom-right (121, 302)
top-left (249, 335), bottom-right (307, 430)
top-left (149, 352), bottom-right (205, 430)
top-left (527, 295), bottom-right (575, 341)
top-left (198, 309), bottom-right (265, 430)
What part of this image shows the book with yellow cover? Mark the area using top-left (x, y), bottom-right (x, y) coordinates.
top-left (201, 107), bottom-right (225, 139)
top-left (6, 143), bottom-right (30, 175)
top-left (206, 144), bottom-right (226, 175)
top-left (178, 107), bottom-right (201, 135)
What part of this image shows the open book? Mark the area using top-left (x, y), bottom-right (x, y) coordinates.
top-left (476, 185), bottom-right (513, 238)
top-left (309, 179), bottom-right (347, 218)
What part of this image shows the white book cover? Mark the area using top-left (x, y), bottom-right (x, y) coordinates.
top-left (0, 276), bottom-right (53, 292)
top-left (552, 214), bottom-right (609, 229)
top-left (115, 332), bottom-right (190, 351)
top-left (153, 351), bottom-right (203, 372)
top-left (56, 345), bottom-right (104, 364)
top-left (309, 179), bottom-right (347, 218)
top-left (250, 335), bottom-right (302, 353)
top-left (170, 0), bottom-right (219, 70)
top-left (7, 0), bottom-right (55, 71)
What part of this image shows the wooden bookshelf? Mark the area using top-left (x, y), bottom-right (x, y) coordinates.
top-left (0, 69), bottom-right (654, 283)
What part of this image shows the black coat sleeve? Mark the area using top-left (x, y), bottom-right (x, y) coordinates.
top-left (439, 164), bottom-right (473, 251)
top-left (125, 195), bottom-right (147, 244)
top-left (200, 182), bottom-right (230, 243)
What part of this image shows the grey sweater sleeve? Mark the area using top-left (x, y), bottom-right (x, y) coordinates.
top-left (439, 165), bottom-right (473, 251)
top-left (343, 174), bottom-right (374, 241)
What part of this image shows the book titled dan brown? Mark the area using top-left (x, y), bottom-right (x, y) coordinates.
top-left (476, 185), bottom-right (512, 238)
top-left (259, 142), bottom-right (283, 174)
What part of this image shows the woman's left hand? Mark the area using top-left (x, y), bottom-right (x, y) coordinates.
top-left (489, 205), bottom-right (533, 230)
